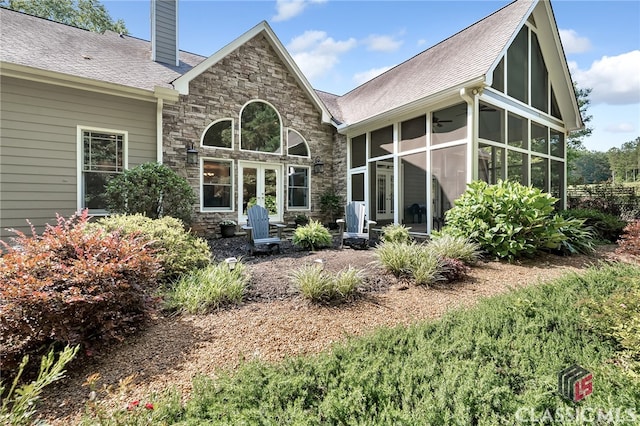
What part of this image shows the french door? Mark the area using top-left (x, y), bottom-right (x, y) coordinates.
top-left (238, 162), bottom-right (282, 223)
top-left (376, 162), bottom-right (394, 220)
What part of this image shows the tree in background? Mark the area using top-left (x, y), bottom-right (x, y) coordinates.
top-left (569, 150), bottom-right (611, 184)
top-left (566, 85), bottom-right (594, 184)
top-left (1, 0), bottom-right (128, 34)
top-left (608, 137), bottom-right (640, 182)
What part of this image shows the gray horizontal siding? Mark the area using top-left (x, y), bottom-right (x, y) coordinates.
top-left (0, 76), bottom-right (157, 241)
top-left (153, 0), bottom-right (177, 65)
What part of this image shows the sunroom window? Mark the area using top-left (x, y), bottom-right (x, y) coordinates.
top-left (240, 101), bottom-right (281, 153)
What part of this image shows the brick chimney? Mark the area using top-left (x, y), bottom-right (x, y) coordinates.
top-left (151, 0), bottom-right (178, 66)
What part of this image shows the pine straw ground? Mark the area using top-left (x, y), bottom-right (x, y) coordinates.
top-left (37, 238), bottom-right (622, 425)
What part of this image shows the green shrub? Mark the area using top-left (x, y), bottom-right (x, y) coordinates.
top-left (551, 215), bottom-right (596, 255)
top-left (1, 345), bottom-right (79, 426)
top-left (291, 265), bottom-right (362, 303)
top-left (381, 224), bottom-right (411, 243)
top-left (428, 235), bottom-right (481, 264)
top-left (292, 220), bottom-right (333, 251)
top-left (560, 208), bottom-right (626, 242)
top-left (93, 214), bottom-right (211, 283)
top-left (0, 211), bottom-right (160, 372)
top-left (442, 180), bottom-right (576, 260)
top-left (164, 261), bottom-right (249, 314)
top-left (616, 220), bottom-right (640, 258)
top-left (374, 241), bottom-right (444, 285)
top-left (105, 162), bottom-right (196, 224)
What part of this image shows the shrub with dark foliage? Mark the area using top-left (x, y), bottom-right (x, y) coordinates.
top-left (616, 220), bottom-right (640, 258)
top-left (0, 211), bottom-right (160, 373)
top-left (439, 257), bottom-right (470, 282)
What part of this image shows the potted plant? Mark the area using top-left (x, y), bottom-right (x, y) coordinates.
top-left (219, 220), bottom-right (237, 238)
top-left (294, 213), bottom-right (309, 227)
top-left (319, 190), bottom-right (342, 230)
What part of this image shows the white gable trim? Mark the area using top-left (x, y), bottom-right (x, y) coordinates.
top-left (172, 21), bottom-right (333, 124)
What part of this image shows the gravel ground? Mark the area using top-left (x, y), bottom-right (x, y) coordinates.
top-left (36, 237), bottom-right (620, 424)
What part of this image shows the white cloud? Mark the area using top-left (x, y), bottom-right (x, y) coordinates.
top-left (353, 66), bottom-right (393, 86)
top-left (364, 34), bottom-right (403, 52)
top-left (272, 0), bottom-right (326, 22)
top-left (417, 39), bottom-right (427, 47)
top-left (572, 50), bottom-right (640, 105)
top-left (604, 121), bottom-right (636, 133)
top-left (559, 29), bottom-right (591, 54)
top-left (287, 31), bottom-right (357, 80)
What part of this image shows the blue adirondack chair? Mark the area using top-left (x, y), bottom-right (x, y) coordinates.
top-left (336, 201), bottom-right (376, 249)
top-left (242, 205), bottom-right (286, 254)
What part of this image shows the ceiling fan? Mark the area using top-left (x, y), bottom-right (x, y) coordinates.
top-left (433, 116), bottom-right (453, 127)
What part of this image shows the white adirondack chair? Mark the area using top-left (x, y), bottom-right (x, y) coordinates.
top-left (336, 201), bottom-right (377, 249)
top-left (242, 205), bottom-right (286, 254)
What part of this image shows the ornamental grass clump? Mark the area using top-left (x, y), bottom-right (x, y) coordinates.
top-left (381, 224), bottom-right (411, 244)
top-left (374, 241), bottom-right (444, 285)
top-left (164, 261), bottom-right (249, 314)
top-left (292, 220), bottom-right (333, 251)
top-left (428, 235), bottom-right (481, 265)
top-left (291, 265), bottom-right (363, 303)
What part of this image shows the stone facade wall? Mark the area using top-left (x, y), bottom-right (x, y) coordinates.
top-left (163, 34), bottom-right (344, 237)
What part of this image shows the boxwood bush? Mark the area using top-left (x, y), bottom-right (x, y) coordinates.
top-left (0, 211), bottom-right (160, 373)
top-left (92, 214), bottom-right (211, 283)
top-left (441, 180), bottom-right (594, 260)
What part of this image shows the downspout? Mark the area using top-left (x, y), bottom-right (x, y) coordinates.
top-left (156, 98), bottom-right (163, 163)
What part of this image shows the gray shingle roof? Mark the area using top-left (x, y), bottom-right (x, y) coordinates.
top-left (332, 0), bottom-right (534, 125)
top-left (0, 7), bottom-right (205, 91)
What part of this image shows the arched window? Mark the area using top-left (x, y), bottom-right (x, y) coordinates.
top-left (240, 101), bottom-right (282, 153)
top-left (202, 119), bottom-right (233, 149)
top-left (287, 129), bottom-right (309, 157)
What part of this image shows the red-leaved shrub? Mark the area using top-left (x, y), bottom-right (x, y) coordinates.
top-left (440, 257), bottom-right (470, 282)
top-left (616, 220), bottom-right (640, 258)
top-left (0, 210), bottom-right (160, 373)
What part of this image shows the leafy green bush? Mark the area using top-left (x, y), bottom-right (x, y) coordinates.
top-left (442, 180), bottom-right (587, 260)
top-left (616, 220), bottom-right (640, 258)
top-left (292, 220), bottom-right (333, 251)
top-left (374, 241), bottom-right (443, 285)
top-left (560, 208), bottom-right (626, 242)
top-left (105, 162), bottom-right (196, 224)
top-left (428, 235), bottom-right (481, 264)
top-left (1, 345), bottom-right (79, 426)
top-left (381, 224), bottom-right (411, 243)
top-left (0, 211), bottom-right (160, 372)
top-left (551, 215), bottom-right (596, 255)
top-left (164, 261), bottom-right (249, 314)
top-left (290, 265), bottom-right (362, 303)
top-left (93, 214), bottom-right (211, 283)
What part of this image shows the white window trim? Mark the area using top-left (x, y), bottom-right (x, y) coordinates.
top-left (201, 118), bottom-right (234, 151)
top-left (286, 164), bottom-right (311, 211)
top-left (239, 99), bottom-right (283, 156)
top-left (286, 128), bottom-right (310, 158)
top-left (76, 125), bottom-right (128, 215)
top-left (200, 157), bottom-right (235, 212)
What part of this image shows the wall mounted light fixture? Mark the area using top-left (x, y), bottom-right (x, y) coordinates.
top-left (313, 158), bottom-right (325, 174)
top-left (186, 144), bottom-right (198, 165)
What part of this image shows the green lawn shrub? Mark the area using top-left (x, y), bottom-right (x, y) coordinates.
top-left (105, 162), bottom-right (196, 224)
top-left (616, 220), bottom-right (640, 258)
top-left (290, 265), bottom-right (363, 303)
top-left (381, 224), bottom-right (411, 243)
top-left (374, 241), bottom-right (443, 285)
top-left (164, 261), bottom-right (249, 314)
top-left (428, 235), bottom-right (481, 264)
top-left (92, 214), bottom-right (211, 283)
top-left (292, 220), bottom-right (333, 251)
top-left (441, 180), bottom-right (594, 260)
top-left (560, 208), bottom-right (626, 242)
top-left (0, 211), bottom-right (160, 373)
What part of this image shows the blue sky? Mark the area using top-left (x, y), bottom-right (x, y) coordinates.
top-left (103, 0), bottom-right (640, 152)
